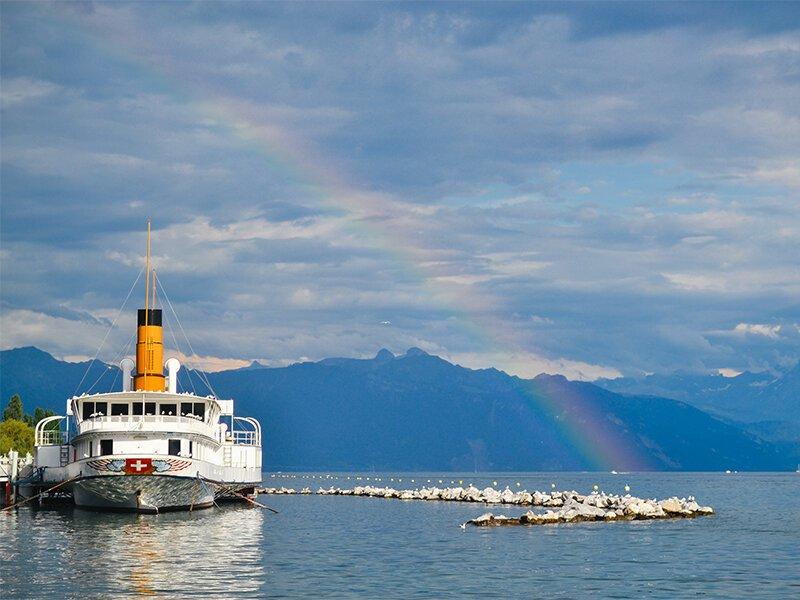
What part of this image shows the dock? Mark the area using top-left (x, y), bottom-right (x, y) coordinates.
top-left (1, 451), bottom-right (35, 507)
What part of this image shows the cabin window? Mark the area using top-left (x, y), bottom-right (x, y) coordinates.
top-left (160, 403), bottom-right (177, 416)
top-left (95, 402), bottom-right (108, 416)
top-left (193, 403), bottom-right (206, 420)
top-left (88, 441), bottom-right (93, 457)
top-left (168, 439), bottom-right (180, 456)
top-left (145, 402), bottom-right (156, 416)
top-left (111, 403), bottom-right (129, 416)
top-left (132, 402), bottom-right (144, 416)
top-left (100, 439), bottom-right (113, 456)
top-left (180, 402), bottom-right (193, 416)
top-left (188, 440), bottom-right (193, 457)
top-left (82, 402), bottom-right (95, 419)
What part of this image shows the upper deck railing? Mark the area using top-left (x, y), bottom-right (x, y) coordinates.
top-left (78, 414), bottom-right (215, 438)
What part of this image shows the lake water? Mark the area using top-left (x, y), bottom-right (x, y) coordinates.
top-left (1, 472), bottom-right (798, 598)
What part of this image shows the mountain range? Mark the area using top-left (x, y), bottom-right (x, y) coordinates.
top-left (597, 365), bottom-right (800, 446)
top-left (1, 346), bottom-right (796, 471)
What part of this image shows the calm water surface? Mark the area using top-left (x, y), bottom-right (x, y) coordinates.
top-left (1, 472), bottom-right (798, 598)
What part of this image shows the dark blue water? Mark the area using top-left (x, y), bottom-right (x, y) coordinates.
top-left (1, 472), bottom-right (798, 598)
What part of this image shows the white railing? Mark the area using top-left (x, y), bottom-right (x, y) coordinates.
top-left (78, 414), bottom-right (213, 437)
top-left (231, 430), bottom-right (257, 445)
top-left (231, 416), bottom-right (262, 446)
top-left (35, 416), bottom-right (68, 446)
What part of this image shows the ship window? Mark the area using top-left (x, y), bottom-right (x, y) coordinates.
top-left (160, 403), bottom-right (177, 416)
top-left (180, 402), bottom-right (193, 416)
top-left (95, 402), bottom-right (108, 416)
top-left (111, 403), bottom-right (129, 416)
top-left (168, 439), bottom-right (180, 456)
top-left (82, 401), bottom-right (95, 419)
top-left (88, 441), bottom-right (93, 457)
top-left (193, 403), bottom-right (206, 420)
top-left (132, 402), bottom-right (144, 416)
top-left (188, 440), bottom-right (193, 457)
top-left (145, 402), bottom-right (156, 416)
top-left (100, 439), bottom-right (113, 456)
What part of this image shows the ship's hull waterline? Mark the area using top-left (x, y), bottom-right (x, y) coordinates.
top-left (71, 474), bottom-right (216, 513)
top-left (34, 453), bottom-right (262, 512)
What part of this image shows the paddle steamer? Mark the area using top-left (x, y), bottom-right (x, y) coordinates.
top-left (32, 223), bottom-right (262, 512)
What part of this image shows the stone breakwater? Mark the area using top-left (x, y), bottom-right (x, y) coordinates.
top-left (258, 484), bottom-right (714, 523)
top-left (464, 494), bottom-right (714, 527)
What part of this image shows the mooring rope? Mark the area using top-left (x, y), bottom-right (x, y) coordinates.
top-left (198, 475), bottom-right (278, 513)
top-left (189, 473), bottom-right (201, 512)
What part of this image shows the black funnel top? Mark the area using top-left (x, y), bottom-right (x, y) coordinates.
top-left (137, 309), bottom-right (162, 326)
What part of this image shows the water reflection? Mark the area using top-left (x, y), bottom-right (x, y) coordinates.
top-left (2, 506), bottom-right (266, 598)
top-left (124, 520), bottom-right (158, 596)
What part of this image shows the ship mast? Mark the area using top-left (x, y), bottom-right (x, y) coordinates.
top-left (133, 219), bottom-right (166, 392)
top-left (144, 219), bottom-right (151, 390)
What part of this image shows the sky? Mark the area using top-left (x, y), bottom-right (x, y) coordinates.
top-left (1, 1), bottom-right (799, 379)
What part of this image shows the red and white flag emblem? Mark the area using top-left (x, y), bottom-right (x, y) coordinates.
top-left (125, 458), bottom-right (153, 475)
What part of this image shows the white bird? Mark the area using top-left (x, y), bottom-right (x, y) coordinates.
top-left (380, 321), bottom-right (391, 325)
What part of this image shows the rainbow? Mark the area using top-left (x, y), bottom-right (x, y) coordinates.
top-left (40, 6), bottom-right (649, 470)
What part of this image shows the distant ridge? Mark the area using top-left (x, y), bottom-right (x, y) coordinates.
top-left (1, 346), bottom-right (795, 471)
top-left (0, 346), bottom-right (112, 411)
top-left (597, 365), bottom-right (800, 428)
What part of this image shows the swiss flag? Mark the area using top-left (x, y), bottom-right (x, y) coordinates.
top-left (125, 458), bottom-right (154, 475)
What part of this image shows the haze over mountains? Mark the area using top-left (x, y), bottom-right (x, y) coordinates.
top-left (2, 346), bottom-right (796, 471)
top-left (597, 366), bottom-right (800, 446)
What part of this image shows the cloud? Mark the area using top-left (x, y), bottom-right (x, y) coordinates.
top-left (717, 368), bottom-right (742, 378)
top-left (0, 308), bottom-right (251, 372)
top-left (448, 350), bottom-right (622, 382)
top-left (1, 2), bottom-right (798, 378)
top-left (0, 77), bottom-right (61, 106)
top-left (733, 323), bottom-right (782, 339)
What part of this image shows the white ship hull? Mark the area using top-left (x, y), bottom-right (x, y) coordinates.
top-left (73, 474), bottom-right (216, 512)
top-left (41, 455), bottom-right (261, 512)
